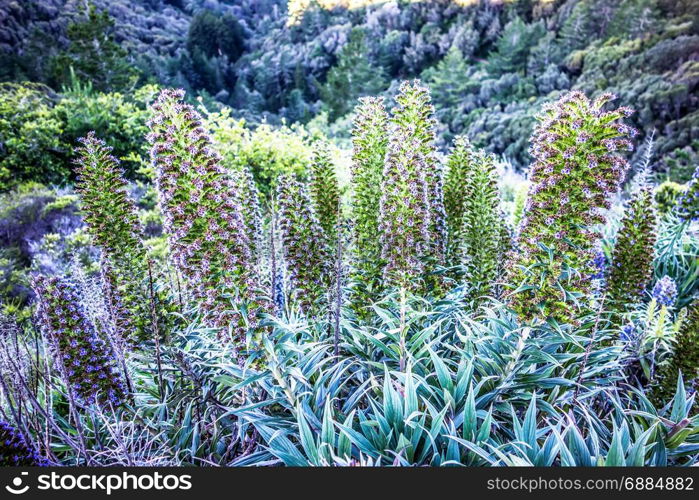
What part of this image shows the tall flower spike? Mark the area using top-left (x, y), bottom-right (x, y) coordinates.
top-left (0, 421), bottom-right (48, 466)
top-left (444, 136), bottom-right (473, 264)
top-left (350, 97), bottom-right (389, 296)
top-left (277, 174), bottom-right (331, 310)
top-left (379, 127), bottom-right (431, 291)
top-left (74, 133), bottom-right (153, 344)
top-left (309, 141), bottom-right (340, 239)
top-left (32, 275), bottom-right (126, 407)
top-left (676, 164), bottom-right (699, 222)
top-left (147, 89), bottom-right (262, 341)
top-left (506, 91), bottom-right (636, 324)
top-left (458, 143), bottom-right (508, 303)
top-left (390, 80), bottom-right (446, 269)
top-left (652, 298), bottom-right (699, 407)
top-left (605, 184), bottom-right (658, 318)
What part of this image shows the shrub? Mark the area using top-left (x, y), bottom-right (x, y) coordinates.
top-left (506, 91), bottom-right (636, 324)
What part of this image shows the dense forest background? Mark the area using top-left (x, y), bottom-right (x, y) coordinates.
top-left (2, 0), bottom-right (698, 181)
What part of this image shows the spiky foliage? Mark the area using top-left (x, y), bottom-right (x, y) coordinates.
top-left (605, 185), bottom-right (658, 316)
top-left (460, 146), bottom-right (507, 303)
top-left (277, 174), bottom-right (330, 310)
top-left (0, 421), bottom-right (47, 466)
top-left (74, 132), bottom-right (152, 343)
top-left (308, 142), bottom-right (340, 238)
top-left (652, 298), bottom-right (699, 407)
top-left (390, 80), bottom-right (446, 267)
top-left (676, 165), bottom-right (699, 222)
top-left (507, 91), bottom-right (636, 324)
top-left (350, 96), bottom-right (389, 296)
top-left (32, 275), bottom-right (125, 407)
top-left (147, 89), bottom-right (261, 339)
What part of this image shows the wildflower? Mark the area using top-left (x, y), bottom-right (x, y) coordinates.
top-left (652, 276), bottom-right (677, 308)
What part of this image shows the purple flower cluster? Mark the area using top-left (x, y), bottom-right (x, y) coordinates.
top-left (147, 89), bottom-right (263, 341)
top-left (652, 276), bottom-right (677, 308)
top-left (32, 275), bottom-right (126, 407)
top-left (507, 91), bottom-right (636, 324)
top-left (0, 421), bottom-right (49, 466)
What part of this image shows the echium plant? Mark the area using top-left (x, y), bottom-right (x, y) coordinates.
top-left (676, 164), bottom-right (699, 222)
top-left (605, 183), bottom-right (658, 318)
top-left (390, 80), bottom-right (446, 268)
top-left (456, 140), bottom-right (507, 303)
top-left (652, 297), bottom-right (699, 407)
top-left (147, 89), bottom-right (262, 339)
top-left (350, 97), bottom-right (388, 294)
top-left (0, 421), bottom-right (48, 466)
top-left (309, 141), bottom-right (340, 239)
top-left (507, 91), bottom-right (636, 324)
top-left (277, 174), bottom-right (331, 310)
top-left (443, 136), bottom-right (473, 264)
top-left (378, 127), bottom-right (432, 291)
top-left (74, 132), bottom-right (151, 344)
top-left (234, 163), bottom-right (263, 260)
top-left (32, 275), bottom-right (125, 407)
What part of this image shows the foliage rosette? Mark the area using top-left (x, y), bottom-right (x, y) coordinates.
top-left (507, 91), bottom-right (636, 324)
top-left (147, 89), bottom-right (263, 342)
top-left (32, 275), bottom-right (126, 407)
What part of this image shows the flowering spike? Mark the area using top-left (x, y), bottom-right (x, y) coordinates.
top-left (32, 275), bottom-right (126, 407)
top-left (350, 97), bottom-right (389, 296)
top-left (605, 185), bottom-right (658, 316)
top-left (309, 141), bottom-right (340, 239)
top-left (652, 276), bottom-right (677, 308)
top-left (277, 174), bottom-right (331, 310)
top-left (74, 132), bottom-right (153, 344)
top-left (652, 298), bottom-right (699, 406)
top-left (454, 139), bottom-right (508, 303)
top-left (0, 421), bottom-right (48, 466)
top-left (147, 89), bottom-right (263, 341)
top-left (391, 80), bottom-right (446, 268)
top-left (506, 91), bottom-right (635, 324)
top-left (676, 165), bottom-right (699, 222)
